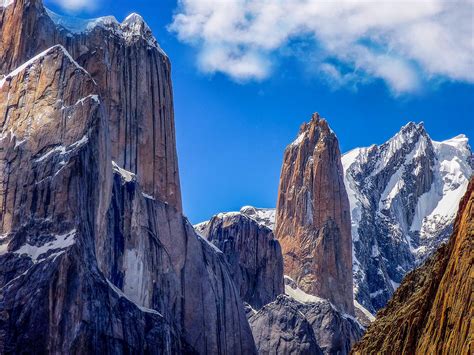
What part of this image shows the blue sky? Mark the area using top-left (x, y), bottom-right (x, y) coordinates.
top-left (45, 0), bottom-right (474, 223)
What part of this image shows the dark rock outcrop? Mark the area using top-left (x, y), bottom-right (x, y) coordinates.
top-left (275, 113), bottom-right (354, 315)
top-left (249, 289), bottom-right (364, 355)
top-left (249, 295), bottom-right (323, 355)
top-left (103, 172), bottom-right (256, 354)
top-left (196, 209), bottom-right (284, 310)
top-left (284, 277), bottom-right (364, 354)
top-left (352, 177), bottom-right (474, 355)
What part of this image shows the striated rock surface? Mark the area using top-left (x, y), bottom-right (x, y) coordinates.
top-left (1, 0), bottom-right (181, 210)
top-left (0, 1), bottom-right (256, 353)
top-left (352, 177), bottom-right (474, 355)
top-left (196, 208), bottom-right (284, 310)
top-left (248, 279), bottom-right (364, 355)
top-left (343, 122), bottom-right (473, 314)
top-left (0, 44), bottom-right (187, 353)
top-left (284, 277), bottom-right (364, 355)
top-left (102, 173), bottom-right (255, 354)
top-left (249, 295), bottom-right (323, 355)
top-left (275, 112), bottom-right (354, 314)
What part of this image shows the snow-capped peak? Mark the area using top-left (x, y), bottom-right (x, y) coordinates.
top-left (45, 9), bottom-right (167, 55)
top-left (194, 205), bottom-right (276, 235)
top-left (46, 9), bottom-right (119, 34)
top-left (343, 122), bottom-right (472, 314)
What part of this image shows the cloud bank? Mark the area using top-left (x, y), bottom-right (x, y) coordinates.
top-left (48, 0), bottom-right (98, 12)
top-left (170, 0), bottom-right (474, 93)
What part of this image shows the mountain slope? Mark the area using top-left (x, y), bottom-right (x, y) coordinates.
top-left (352, 177), bottom-right (473, 354)
top-left (342, 122), bottom-right (472, 313)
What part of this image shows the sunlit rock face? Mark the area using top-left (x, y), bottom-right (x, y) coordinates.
top-left (1, 0), bottom-right (181, 211)
top-left (275, 113), bottom-right (354, 315)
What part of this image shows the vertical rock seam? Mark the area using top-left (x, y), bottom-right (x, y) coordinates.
top-left (275, 113), bottom-right (354, 315)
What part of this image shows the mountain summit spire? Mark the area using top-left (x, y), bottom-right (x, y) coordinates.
top-left (275, 113), bottom-right (354, 315)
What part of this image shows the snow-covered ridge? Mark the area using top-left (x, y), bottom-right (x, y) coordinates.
top-left (354, 300), bottom-right (375, 322)
top-left (284, 275), bottom-right (325, 304)
top-left (34, 134), bottom-right (89, 163)
top-left (410, 133), bottom-right (472, 240)
top-left (290, 131), bottom-right (306, 147)
top-left (45, 9), bottom-right (166, 55)
top-left (106, 279), bottom-right (163, 316)
top-left (0, 44), bottom-right (88, 88)
top-left (194, 205), bottom-right (276, 233)
top-left (342, 121), bottom-right (472, 314)
top-left (240, 206), bottom-right (276, 230)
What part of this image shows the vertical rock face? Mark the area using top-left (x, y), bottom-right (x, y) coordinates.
top-left (249, 295), bottom-right (323, 355)
top-left (0, 0), bottom-right (181, 211)
top-left (0, 44), bottom-right (185, 354)
top-left (196, 208), bottom-right (284, 310)
top-left (103, 175), bottom-right (256, 354)
top-left (249, 281), bottom-right (364, 355)
top-left (352, 177), bottom-right (474, 355)
top-left (275, 113), bottom-right (354, 314)
top-left (0, 1), bottom-right (256, 353)
top-left (343, 122), bottom-right (473, 314)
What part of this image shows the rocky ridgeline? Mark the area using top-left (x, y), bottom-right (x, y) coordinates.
top-left (0, 1), bottom-right (255, 353)
top-left (1, 1), bottom-right (471, 354)
top-left (352, 177), bottom-right (473, 354)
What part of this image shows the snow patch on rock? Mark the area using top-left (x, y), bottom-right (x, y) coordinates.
top-left (112, 161), bottom-right (136, 182)
top-left (284, 275), bottom-right (325, 304)
top-left (14, 229), bottom-right (76, 263)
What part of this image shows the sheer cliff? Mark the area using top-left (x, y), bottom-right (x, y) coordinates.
top-left (0, 1), bottom-right (255, 353)
top-left (275, 113), bottom-right (354, 315)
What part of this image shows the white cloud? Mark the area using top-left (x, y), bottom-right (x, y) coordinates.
top-left (170, 0), bottom-right (474, 93)
top-left (48, 0), bottom-right (98, 12)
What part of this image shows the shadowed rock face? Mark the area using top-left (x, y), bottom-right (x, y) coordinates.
top-left (249, 295), bottom-right (323, 355)
top-left (249, 292), bottom-right (364, 355)
top-left (197, 210), bottom-right (284, 310)
top-left (103, 174), bottom-right (256, 354)
top-left (352, 177), bottom-right (474, 355)
top-left (275, 113), bottom-right (354, 315)
top-left (0, 1), bottom-right (256, 353)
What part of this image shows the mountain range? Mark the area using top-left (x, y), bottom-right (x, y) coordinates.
top-left (198, 122), bottom-right (472, 316)
top-left (1, 0), bottom-right (471, 354)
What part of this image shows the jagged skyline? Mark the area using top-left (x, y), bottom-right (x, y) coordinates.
top-left (43, 0), bottom-right (474, 224)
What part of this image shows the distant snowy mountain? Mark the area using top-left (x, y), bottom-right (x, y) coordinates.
top-left (342, 122), bottom-right (472, 314)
